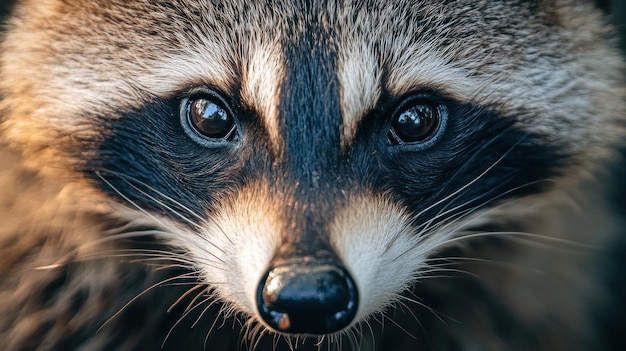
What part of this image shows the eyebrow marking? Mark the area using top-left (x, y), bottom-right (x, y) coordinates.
top-left (240, 41), bottom-right (286, 156)
top-left (337, 40), bottom-right (487, 150)
top-left (385, 43), bottom-right (483, 100)
top-left (337, 45), bottom-right (382, 150)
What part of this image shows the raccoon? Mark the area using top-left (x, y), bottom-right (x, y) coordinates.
top-left (1, 0), bottom-right (625, 350)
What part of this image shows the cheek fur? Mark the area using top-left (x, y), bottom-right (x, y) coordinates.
top-left (330, 195), bottom-right (422, 321)
top-left (180, 185), bottom-right (283, 317)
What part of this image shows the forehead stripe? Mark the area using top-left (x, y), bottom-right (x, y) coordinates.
top-left (278, 27), bottom-right (342, 173)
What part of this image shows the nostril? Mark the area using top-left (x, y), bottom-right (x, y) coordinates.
top-left (256, 263), bottom-right (358, 335)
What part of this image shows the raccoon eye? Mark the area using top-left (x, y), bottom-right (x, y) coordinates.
top-left (388, 99), bottom-right (444, 146)
top-left (181, 94), bottom-right (237, 144)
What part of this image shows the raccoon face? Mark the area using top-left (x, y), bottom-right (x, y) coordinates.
top-left (1, 0), bottom-right (624, 339)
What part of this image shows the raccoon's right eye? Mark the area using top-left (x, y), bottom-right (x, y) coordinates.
top-left (181, 93), bottom-right (237, 144)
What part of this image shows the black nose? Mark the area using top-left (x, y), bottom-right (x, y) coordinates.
top-left (256, 262), bottom-right (358, 335)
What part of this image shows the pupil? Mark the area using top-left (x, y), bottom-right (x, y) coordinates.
top-left (191, 99), bottom-right (232, 138)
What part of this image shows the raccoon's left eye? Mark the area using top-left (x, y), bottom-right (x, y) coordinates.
top-left (388, 97), bottom-right (447, 147)
top-left (181, 93), bottom-right (237, 145)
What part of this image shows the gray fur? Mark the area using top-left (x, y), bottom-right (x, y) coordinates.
top-left (1, 0), bottom-right (625, 350)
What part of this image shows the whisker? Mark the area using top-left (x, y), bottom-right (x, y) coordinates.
top-left (35, 230), bottom-right (182, 270)
top-left (191, 295), bottom-right (220, 328)
top-left (417, 266), bottom-right (479, 278)
top-left (404, 182), bottom-right (561, 261)
top-left (395, 293), bottom-right (449, 325)
top-left (162, 293), bottom-right (214, 348)
top-left (203, 304), bottom-right (230, 350)
top-left (413, 131), bottom-right (523, 225)
top-left (96, 171), bottom-right (169, 228)
top-left (98, 169), bottom-right (236, 248)
top-left (363, 318), bottom-right (377, 351)
top-left (379, 312), bottom-right (418, 340)
top-left (97, 168), bottom-right (207, 224)
top-left (98, 272), bottom-right (197, 333)
top-left (167, 283), bottom-right (206, 313)
top-left (429, 230), bottom-right (594, 254)
top-left (77, 248), bottom-right (195, 264)
top-left (416, 178), bottom-right (551, 236)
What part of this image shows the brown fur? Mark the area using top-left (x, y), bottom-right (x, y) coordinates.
top-left (0, 1), bottom-right (625, 350)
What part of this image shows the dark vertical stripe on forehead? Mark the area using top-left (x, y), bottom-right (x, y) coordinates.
top-left (272, 10), bottom-right (343, 258)
top-left (278, 13), bottom-right (341, 182)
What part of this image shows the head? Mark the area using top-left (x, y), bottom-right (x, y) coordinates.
top-left (1, 0), bottom-right (624, 339)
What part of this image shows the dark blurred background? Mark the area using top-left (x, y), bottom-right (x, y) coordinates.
top-left (0, 0), bottom-right (625, 50)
